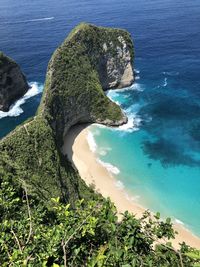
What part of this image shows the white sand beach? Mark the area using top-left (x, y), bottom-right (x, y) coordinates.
top-left (63, 124), bottom-right (200, 250)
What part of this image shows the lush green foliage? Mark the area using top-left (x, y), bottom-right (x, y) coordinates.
top-left (41, 23), bottom-right (132, 145)
top-left (0, 116), bottom-right (94, 205)
top-left (0, 23), bottom-right (133, 204)
top-left (1, 23), bottom-right (199, 266)
top-left (0, 176), bottom-right (199, 266)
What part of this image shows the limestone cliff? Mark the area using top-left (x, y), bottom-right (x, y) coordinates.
top-left (0, 23), bottom-right (134, 204)
top-left (0, 52), bottom-right (29, 111)
top-left (97, 35), bottom-right (134, 89)
top-left (41, 23), bottom-right (134, 146)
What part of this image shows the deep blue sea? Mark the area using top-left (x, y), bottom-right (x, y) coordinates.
top-left (0, 0), bottom-right (200, 236)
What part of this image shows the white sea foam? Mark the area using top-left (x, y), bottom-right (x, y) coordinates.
top-left (2, 17), bottom-right (55, 24)
top-left (118, 113), bottom-right (142, 132)
top-left (107, 87), bottom-right (143, 133)
top-left (125, 193), bottom-right (140, 202)
top-left (92, 128), bottom-right (101, 136)
top-left (123, 94), bottom-right (130, 99)
top-left (106, 90), bottom-right (120, 100)
top-left (175, 218), bottom-right (185, 226)
top-left (118, 103), bottom-right (142, 132)
top-left (134, 69), bottom-right (140, 74)
top-left (116, 100), bottom-right (121, 106)
top-left (98, 146), bottom-right (112, 156)
top-left (99, 150), bottom-right (107, 156)
top-left (130, 83), bottom-right (143, 92)
top-left (131, 195), bottom-right (141, 202)
top-left (135, 76), bottom-right (140, 80)
top-left (87, 131), bottom-right (97, 152)
top-left (0, 82), bottom-right (43, 119)
top-left (163, 77), bottom-right (168, 87)
top-left (107, 83), bottom-right (143, 96)
top-left (162, 71), bottom-right (179, 76)
top-left (93, 123), bottom-right (107, 129)
top-left (115, 180), bottom-right (125, 190)
top-left (97, 159), bottom-right (120, 175)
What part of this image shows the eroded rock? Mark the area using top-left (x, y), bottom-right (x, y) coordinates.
top-left (0, 52), bottom-right (29, 111)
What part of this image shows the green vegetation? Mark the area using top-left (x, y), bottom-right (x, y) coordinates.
top-left (40, 23), bottom-right (132, 146)
top-left (1, 23), bottom-right (131, 203)
top-left (0, 176), bottom-right (199, 266)
top-left (0, 116), bottom-right (93, 205)
top-left (0, 23), bottom-right (199, 266)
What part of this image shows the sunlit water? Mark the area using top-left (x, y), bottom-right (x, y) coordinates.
top-left (0, 0), bottom-right (200, 235)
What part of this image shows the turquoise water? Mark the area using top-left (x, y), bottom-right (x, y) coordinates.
top-left (90, 84), bottom-right (200, 236)
top-left (0, 0), bottom-right (200, 236)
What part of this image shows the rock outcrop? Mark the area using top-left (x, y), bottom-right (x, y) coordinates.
top-left (98, 35), bottom-right (134, 89)
top-left (0, 52), bottom-right (29, 111)
top-left (0, 23), bottom-right (134, 204)
top-left (41, 23), bottom-right (134, 145)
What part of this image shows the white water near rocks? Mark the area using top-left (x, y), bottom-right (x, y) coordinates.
top-left (0, 82), bottom-right (43, 119)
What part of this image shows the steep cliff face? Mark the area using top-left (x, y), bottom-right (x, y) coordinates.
top-left (70, 24), bottom-right (134, 90)
top-left (0, 23), bottom-right (134, 204)
top-left (0, 52), bottom-right (29, 111)
top-left (41, 23), bottom-right (134, 146)
top-left (94, 35), bottom-right (134, 89)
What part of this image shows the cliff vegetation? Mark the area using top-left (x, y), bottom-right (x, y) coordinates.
top-left (0, 23), bottom-right (199, 266)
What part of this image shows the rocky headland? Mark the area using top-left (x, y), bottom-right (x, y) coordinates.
top-left (0, 52), bottom-right (29, 111)
top-left (0, 23), bottom-right (134, 203)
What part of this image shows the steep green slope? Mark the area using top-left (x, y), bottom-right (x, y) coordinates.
top-left (0, 117), bottom-right (88, 205)
top-left (0, 23), bottom-right (134, 203)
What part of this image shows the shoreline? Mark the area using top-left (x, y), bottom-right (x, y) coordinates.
top-left (63, 124), bottom-right (200, 249)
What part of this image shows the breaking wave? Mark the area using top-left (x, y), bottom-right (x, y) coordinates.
top-left (174, 218), bottom-right (185, 226)
top-left (118, 113), bottom-right (142, 132)
top-left (115, 180), bottom-right (125, 190)
top-left (135, 69), bottom-right (140, 74)
top-left (98, 147), bottom-right (112, 156)
top-left (97, 159), bottom-right (120, 175)
top-left (87, 131), bottom-right (97, 152)
top-left (163, 77), bottom-right (168, 87)
top-left (107, 85), bottom-right (143, 133)
top-left (125, 193), bottom-right (141, 202)
top-left (134, 69), bottom-right (140, 80)
top-left (0, 82), bottom-right (43, 119)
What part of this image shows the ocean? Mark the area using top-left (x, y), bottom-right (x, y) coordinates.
top-left (0, 0), bottom-right (200, 236)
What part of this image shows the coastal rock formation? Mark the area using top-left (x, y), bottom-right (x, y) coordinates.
top-left (41, 23), bottom-right (134, 145)
top-left (0, 52), bottom-right (29, 111)
top-left (100, 35), bottom-right (134, 89)
top-left (0, 23), bottom-right (134, 204)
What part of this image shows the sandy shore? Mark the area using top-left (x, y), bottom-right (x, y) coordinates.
top-left (63, 124), bottom-right (200, 249)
